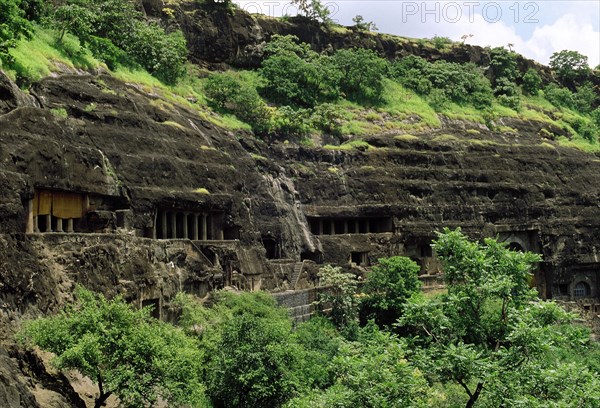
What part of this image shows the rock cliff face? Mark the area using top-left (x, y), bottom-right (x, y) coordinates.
top-left (1, 2), bottom-right (600, 405)
top-left (167, 1), bottom-right (553, 81)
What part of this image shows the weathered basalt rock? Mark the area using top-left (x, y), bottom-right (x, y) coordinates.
top-left (0, 6), bottom-right (598, 403)
top-left (170, 1), bottom-right (553, 81)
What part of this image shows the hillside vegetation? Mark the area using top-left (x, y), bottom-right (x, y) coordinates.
top-left (0, 0), bottom-right (599, 151)
top-left (20, 231), bottom-right (600, 407)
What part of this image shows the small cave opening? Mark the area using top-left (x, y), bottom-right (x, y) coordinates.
top-left (262, 237), bottom-right (280, 260)
top-left (350, 251), bottom-right (369, 266)
top-left (301, 250), bottom-right (323, 264)
top-left (574, 281), bottom-right (591, 298)
top-left (507, 242), bottom-right (524, 252)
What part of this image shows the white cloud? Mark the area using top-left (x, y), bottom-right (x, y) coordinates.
top-left (420, 12), bottom-right (600, 68)
top-left (525, 14), bottom-right (600, 67)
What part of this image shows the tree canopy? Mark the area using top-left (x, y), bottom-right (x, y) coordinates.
top-left (0, 0), bottom-right (33, 63)
top-left (20, 286), bottom-right (205, 408)
top-left (399, 228), bottom-right (599, 407)
top-left (550, 49), bottom-right (590, 86)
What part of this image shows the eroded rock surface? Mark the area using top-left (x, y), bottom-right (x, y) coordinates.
top-left (1, 5), bottom-right (600, 404)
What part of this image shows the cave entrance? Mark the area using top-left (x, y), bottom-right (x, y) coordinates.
top-left (574, 281), bottom-right (591, 298)
top-left (301, 250), bottom-right (323, 264)
top-left (262, 237), bottom-right (280, 260)
top-left (350, 251), bottom-right (369, 266)
top-left (507, 242), bottom-right (524, 252)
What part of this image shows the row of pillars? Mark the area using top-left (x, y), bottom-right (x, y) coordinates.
top-left (29, 215), bottom-right (76, 233)
top-left (313, 219), bottom-right (372, 236)
top-left (155, 211), bottom-right (223, 241)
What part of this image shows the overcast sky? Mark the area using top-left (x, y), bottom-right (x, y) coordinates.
top-left (234, 0), bottom-right (600, 67)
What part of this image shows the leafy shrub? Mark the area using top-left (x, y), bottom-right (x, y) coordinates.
top-left (46, 0), bottom-right (187, 84)
top-left (271, 105), bottom-right (311, 137)
top-left (119, 21), bottom-right (187, 84)
top-left (592, 107), bottom-right (600, 127)
top-left (389, 56), bottom-right (432, 94)
top-left (176, 291), bottom-right (300, 408)
top-left (285, 325), bottom-right (429, 408)
top-left (427, 61), bottom-right (493, 108)
top-left (544, 84), bottom-right (575, 109)
top-left (571, 117), bottom-right (599, 143)
top-left (260, 35), bottom-right (338, 107)
top-left (316, 265), bottom-right (360, 331)
top-left (0, 0), bottom-right (33, 63)
top-left (205, 72), bottom-right (271, 133)
top-left (86, 35), bottom-right (124, 69)
top-left (331, 48), bottom-right (388, 103)
top-left (550, 49), bottom-right (590, 84)
top-left (573, 82), bottom-right (598, 114)
top-left (293, 316), bottom-right (342, 390)
top-left (206, 313), bottom-right (299, 408)
top-left (310, 103), bottom-right (345, 136)
top-left (431, 35), bottom-right (452, 50)
top-left (522, 68), bottom-right (542, 95)
top-left (489, 46), bottom-right (519, 83)
top-left (360, 256), bottom-right (421, 328)
top-left (391, 57), bottom-right (493, 108)
top-left (427, 88), bottom-right (449, 111)
top-left (495, 77), bottom-right (521, 111)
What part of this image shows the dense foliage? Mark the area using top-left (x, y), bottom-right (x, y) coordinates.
top-left (20, 231), bottom-right (600, 407)
top-left (360, 256), bottom-right (421, 327)
top-left (550, 49), bottom-right (590, 86)
top-left (20, 286), bottom-right (205, 408)
top-left (0, 0), bottom-right (33, 63)
top-left (0, 0), bottom-right (187, 84)
top-left (399, 228), bottom-right (600, 407)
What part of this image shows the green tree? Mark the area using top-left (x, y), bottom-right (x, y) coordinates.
top-left (204, 72), bottom-right (272, 133)
top-left (20, 287), bottom-right (205, 408)
top-left (389, 55), bottom-right (433, 95)
top-left (271, 105), bottom-right (311, 137)
top-left (260, 35), bottom-right (338, 107)
top-left (0, 0), bottom-right (33, 63)
top-left (522, 68), bottom-right (542, 95)
top-left (489, 46), bottom-right (519, 83)
top-left (285, 324), bottom-right (429, 408)
top-left (544, 83), bottom-right (575, 109)
top-left (206, 313), bottom-right (299, 408)
top-left (573, 82), bottom-right (598, 114)
top-left (399, 229), bottom-right (592, 408)
top-left (494, 77), bottom-right (521, 111)
top-left (310, 103), bottom-right (345, 136)
top-left (290, 0), bottom-right (331, 23)
top-left (331, 48), bottom-right (388, 103)
top-left (47, 0), bottom-right (187, 84)
top-left (352, 15), bottom-right (377, 32)
top-left (549, 49), bottom-right (590, 85)
top-left (360, 256), bottom-right (421, 328)
top-left (176, 291), bottom-right (300, 408)
top-left (117, 20), bottom-right (187, 84)
top-left (317, 264), bottom-right (360, 330)
top-left (292, 316), bottom-right (342, 390)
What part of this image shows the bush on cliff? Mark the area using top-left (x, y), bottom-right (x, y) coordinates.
top-left (0, 0), bottom-right (33, 64)
top-left (45, 0), bottom-right (187, 84)
top-left (260, 35), bottom-right (339, 108)
top-left (205, 72), bottom-right (271, 133)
